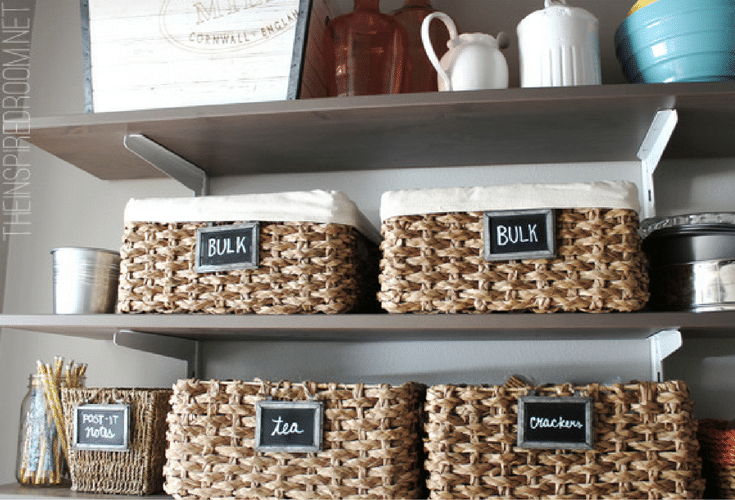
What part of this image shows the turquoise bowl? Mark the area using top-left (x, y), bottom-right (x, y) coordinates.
top-left (615, 0), bottom-right (735, 83)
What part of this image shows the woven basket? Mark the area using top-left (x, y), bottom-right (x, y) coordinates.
top-left (60, 387), bottom-right (172, 496)
top-left (697, 419), bottom-right (735, 498)
top-left (424, 380), bottom-right (704, 499)
top-left (379, 208), bottom-right (649, 313)
top-left (164, 379), bottom-right (426, 499)
top-left (118, 221), bottom-right (378, 314)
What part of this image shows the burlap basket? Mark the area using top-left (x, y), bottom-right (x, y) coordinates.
top-left (60, 387), bottom-right (172, 496)
top-left (697, 418), bottom-right (735, 498)
top-left (424, 380), bottom-right (704, 499)
top-left (164, 379), bottom-right (426, 499)
top-left (379, 206), bottom-right (649, 313)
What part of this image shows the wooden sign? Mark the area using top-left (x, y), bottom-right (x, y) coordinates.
top-left (483, 209), bottom-right (556, 261)
top-left (72, 404), bottom-right (130, 451)
top-left (255, 400), bottom-right (322, 453)
top-left (80, 0), bottom-right (334, 112)
top-left (195, 222), bottom-right (259, 273)
top-left (517, 395), bottom-right (593, 450)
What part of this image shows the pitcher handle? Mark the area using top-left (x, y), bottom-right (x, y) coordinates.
top-left (421, 12), bottom-right (457, 92)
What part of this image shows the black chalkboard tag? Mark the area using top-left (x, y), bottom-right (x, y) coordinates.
top-left (72, 404), bottom-right (130, 451)
top-left (483, 209), bottom-right (556, 261)
top-left (195, 222), bottom-right (259, 273)
top-left (255, 400), bottom-right (323, 453)
top-left (517, 395), bottom-right (593, 450)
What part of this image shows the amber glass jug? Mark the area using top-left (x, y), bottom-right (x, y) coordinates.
top-left (392, 0), bottom-right (451, 92)
top-left (323, 0), bottom-right (409, 96)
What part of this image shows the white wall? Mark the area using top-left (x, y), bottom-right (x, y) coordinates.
top-left (2, 0), bottom-right (735, 487)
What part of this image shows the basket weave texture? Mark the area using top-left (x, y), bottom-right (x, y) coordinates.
top-left (379, 208), bottom-right (649, 313)
top-left (60, 387), bottom-right (172, 495)
top-left (424, 380), bottom-right (704, 499)
top-left (118, 221), bottom-right (378, 314)
top-left (697, 418), bottom-right (735, 498)
top-left (164, 379), bottom-right (426, 499)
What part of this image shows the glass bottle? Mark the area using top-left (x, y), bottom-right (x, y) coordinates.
top-left (16, 374), bottom-right (71, 487)
top-left (391, 0), bottom-right (452, 93)
top-left (323, 0), bottom-right (409, 96)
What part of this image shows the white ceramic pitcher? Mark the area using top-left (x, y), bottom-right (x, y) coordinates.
top-left (421, 12), bottom-right (509, 92)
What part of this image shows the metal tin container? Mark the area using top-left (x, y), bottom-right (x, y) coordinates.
top-left (51, 247), bottom-right (120, 314)
top-left (642, 213), bottom-right (735, 311)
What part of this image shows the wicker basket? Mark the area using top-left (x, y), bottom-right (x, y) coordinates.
top-left (164, 379), bottom-right (426, 499)
top-left (60, 387), bottom-right (172, 496)
top-left (697, 419), bottom-right (735, 498)
top-left (424, 380), bottom-right (704, 499)
top-left (118, 220), bottom-right (379, 314)
top-left (379, 208), bottom-right (649, 313)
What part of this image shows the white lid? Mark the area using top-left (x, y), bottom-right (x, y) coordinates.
top-left (380, 181), bottom-right (640, 221)
top-left (124, 190), bottom-right (381, 244)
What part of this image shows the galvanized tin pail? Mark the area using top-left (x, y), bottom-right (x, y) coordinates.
top-left (51, 247), bottom-right (120, 314)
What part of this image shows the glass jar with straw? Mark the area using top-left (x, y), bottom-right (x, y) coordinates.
top-left (15, 358), bottom-right (86, 487)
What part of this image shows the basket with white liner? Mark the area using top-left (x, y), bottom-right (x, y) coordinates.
top-left (378, 180), bottom-right (649, 313)
top-left (118, 190), bottom-right (381, 314)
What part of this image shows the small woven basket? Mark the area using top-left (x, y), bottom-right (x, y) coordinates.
top-left (697, 419), bottom-right (735, 498)
top-left (164, 379), bottom-right (426, 499)
top-left (60, 387), bottom-right (172, 496)
top-left (424, 380), bottom-right (704, 499)
top-left (118, 221), bottom-right (378, 314)
top-left (379, 208), bottom-right (649, 313)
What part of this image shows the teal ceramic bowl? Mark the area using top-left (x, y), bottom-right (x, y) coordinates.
top-left (615, 0), bottom-right (735, 83)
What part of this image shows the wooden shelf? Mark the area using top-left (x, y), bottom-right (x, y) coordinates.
top-left (2, 311), bottom-right (735, 342)
top-left (0, 484), bottom-right (169, 499)
top-left (24, 82), bottom-right (735, 182)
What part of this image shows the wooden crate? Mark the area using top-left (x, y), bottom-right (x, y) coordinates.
top-left (80, 0), bottom-right (334, 112)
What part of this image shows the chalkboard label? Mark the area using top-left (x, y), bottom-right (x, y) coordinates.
top-left (72, 404), bottom-right (130, 451)
top-left (195, 222), bottom-right (259, 273)
top-left (255, 400), bottom-right (322, 453)
top-left (483, 209), bottom-right (556, 261)
top-left (517, 395), bottom-right (593, 450)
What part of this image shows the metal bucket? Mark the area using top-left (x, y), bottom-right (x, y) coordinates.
top-left (51, 247), bottom-right (120, 314)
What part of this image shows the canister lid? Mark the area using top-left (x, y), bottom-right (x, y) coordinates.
top-left (642, 212), bottom-right (735, 267)
top-left (641, 212), bottom-right (735, 238)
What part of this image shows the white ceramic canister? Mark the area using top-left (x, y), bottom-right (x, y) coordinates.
top-left (517, 0), bottom-right (601, 88)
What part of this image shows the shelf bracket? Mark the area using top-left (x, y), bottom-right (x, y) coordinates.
top-left (124, 133), bottom-right (209, 196)
top-left (649, 329), bottom-right (682, 382)
top-left (638, 109), bottom-right (678, 220)
top-left (113, 329), bottom-right (201, 379)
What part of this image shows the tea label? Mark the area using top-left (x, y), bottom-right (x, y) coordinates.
top-left (255, 400), bottom-right (322, 453)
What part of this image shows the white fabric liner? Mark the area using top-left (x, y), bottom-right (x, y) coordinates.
top-left (123, 190), bottom-right (381, 244)
top-left (380, 181), bottom-right (641, 221)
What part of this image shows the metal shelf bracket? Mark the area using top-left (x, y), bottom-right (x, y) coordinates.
top-left (638, 109), bottom-right (678, 220)
top-left (114, 329), bottom-right (201, 378)
top-left (124, 133), bottom-right (209, 196)
top-left (649, 329), bottom-right (682, 382)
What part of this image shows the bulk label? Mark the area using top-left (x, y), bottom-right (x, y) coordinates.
top-left (195, 222), bottom-right (259, 272)
top-left (483, 209), bottom-right (556, 261)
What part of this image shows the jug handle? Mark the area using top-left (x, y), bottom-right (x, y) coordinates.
top-left (421, 12), bottom-right (457, 92)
